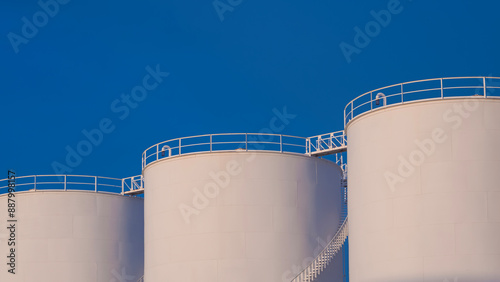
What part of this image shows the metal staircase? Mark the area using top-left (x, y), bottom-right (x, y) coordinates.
top-left (290, 172), bottom-right (349, 282)
top-left (290, 219), bottom-right (348, 282)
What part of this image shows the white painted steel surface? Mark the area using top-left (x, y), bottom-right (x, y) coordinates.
top-left (143, 151), bottom-right (344, 282)
top-left (346, 98), bottom-right (500, 282)
top-left (0, 191), bottom-right (144, 282)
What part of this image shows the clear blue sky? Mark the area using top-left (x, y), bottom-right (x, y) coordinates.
top-left (1, 0), bottom-right (499, 178)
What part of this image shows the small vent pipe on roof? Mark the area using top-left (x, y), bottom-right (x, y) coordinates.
top-left (161, 145), bottom-right (171, 157)
top-left (375, 92), bottom-right (387, 106)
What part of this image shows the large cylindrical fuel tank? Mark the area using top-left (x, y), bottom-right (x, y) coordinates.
top-left (347, 98), bottom-right (500, 281)
top-left (0, 189), bottom-right (144, 282)
top-left (143, 150), bottom-right (344, 282)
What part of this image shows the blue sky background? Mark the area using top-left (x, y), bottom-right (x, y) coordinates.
top-left (1, 0), bottom-right (499, 178)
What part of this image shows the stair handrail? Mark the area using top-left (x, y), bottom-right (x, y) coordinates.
top-left (290, 216), bottom-right (349, 282)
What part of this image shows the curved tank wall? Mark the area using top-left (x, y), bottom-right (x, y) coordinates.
top-left (143, 151), bottom-right (344, 282)
top-left (346, 98), bottom-right (500, 282)
top-left (0, 191), bottom-right (144, 282)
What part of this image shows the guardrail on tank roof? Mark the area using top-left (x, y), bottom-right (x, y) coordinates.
top-left (0, 175), bottom-right (143, 196)
top-left (344, 76), bottom-right (500, 126)
top-left (142, 133), bottom-right (309, 169)
top-left (142, 132), bottom-right (349, 169)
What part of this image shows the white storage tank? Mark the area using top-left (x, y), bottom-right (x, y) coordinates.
top-left (142, 134), bottom-right (345, 282)
top-left (0, 175), bottom-right (144, 282)
top-left (345, 77), bottom-right (500, 281)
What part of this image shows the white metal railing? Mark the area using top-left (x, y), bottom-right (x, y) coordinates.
top-left (344, 76), bottom-right (500, 126)
top-left (0, 175), bottom-right (143, 196)
top-left (306, 131), bottom-right (347, 155)
top-left (142, 133), bottom-right (308, 169)
top-left (291, 217), bottom-right (349, 282)
top-left (122, 175), bottom-right (144, 194)
top-left (137, 276), bottom-right (144, 282)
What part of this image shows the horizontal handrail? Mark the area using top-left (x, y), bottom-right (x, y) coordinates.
top-left (0, 174), bottom-right (143, 196)
top-left (344, 76), bottom-right (500, 126)
top-left (142, 133), bottom-right (308, 169)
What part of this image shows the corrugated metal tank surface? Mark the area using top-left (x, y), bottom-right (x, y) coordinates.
top-left (346, 99), bottom-right (500, 282)
top-left (144, 151), bottom-right (344, 282)
top-left (0, 191), bottom-right (144, 282)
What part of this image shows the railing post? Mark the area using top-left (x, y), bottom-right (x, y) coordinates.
top-left (95, 176), bottom-right (98, 192)
top-left (440, 78), bottom-right (444, 98)
top-left (210, 134), bottom-right (213, 152)
top-left (483, 77), bottom-right (487, 97)
top-left (64, 175), bottom-right (67, 191)
top-left (370, 92), bottom-right (373, 110)
top-left (344, 108), bottom-right (347, 128)
top-left (280, 135), bottom-right (283, 152)
top-left (245, 133), bottom-right (248, 151)
top-left (401, 83), bottom-right (404, 103)
top-left (34, 175), bottom-right (37, 191)
top-left (121, 178), bottom-right (125, 195)
top-left (179, 138), bottom-right (182, 155)
top-left (156, 144), bottom-right (159, 160)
